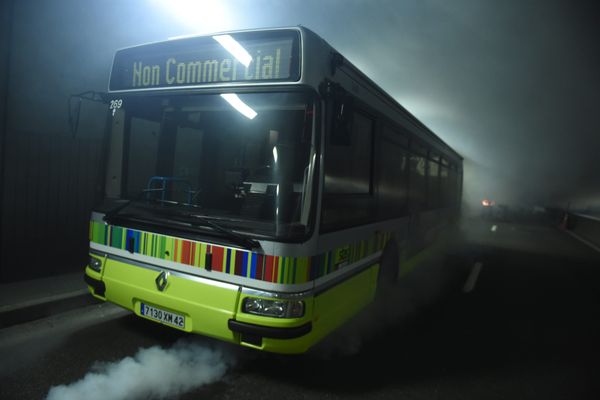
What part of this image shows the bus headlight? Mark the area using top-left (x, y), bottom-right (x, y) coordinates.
top-left (242, 297), bottom-right (304, 318)
top-left (89, 256), bottom-right (102, 272)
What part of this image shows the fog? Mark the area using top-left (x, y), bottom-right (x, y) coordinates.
top-left (151, 0), bottom-right (600, 210)
top-left (1, 0), bottom-right (599, 282)
top-left (6, 0), bottom-right (599, 210)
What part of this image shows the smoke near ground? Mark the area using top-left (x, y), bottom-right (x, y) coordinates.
top-left (312, 291), bottom-right (419, 358)
top-left (312, 248), bottom-right (456, 358)
top-left (46, 339), bottom-right (235, 400)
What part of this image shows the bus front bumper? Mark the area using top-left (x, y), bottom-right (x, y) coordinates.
top-left (83, 258), bottom-right (317, 354)
top-left (228, 319), bottom-right (312, 347)
top-left (84, 273), bottom-right (105, 297)
top-left (83, 253), bottom-right (378, 354)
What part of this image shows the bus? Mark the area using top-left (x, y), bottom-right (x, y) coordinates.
top-left (84, 26), bottom-right (463, 354)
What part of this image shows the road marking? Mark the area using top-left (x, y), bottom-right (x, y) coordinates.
top-left (491, 225), bottom-right (497, 232)
top-left (463, 262), bottom-right (483, 293)
top-left (564, 230), bottom-right (600, 253)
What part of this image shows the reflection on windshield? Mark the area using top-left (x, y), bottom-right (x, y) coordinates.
top-left (113, 91), bottom-right (315, 239)
top-left (220, 93), bottom-right (257, 119)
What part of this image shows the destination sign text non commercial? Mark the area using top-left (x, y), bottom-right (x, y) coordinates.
top-left (109, 31), bottom-right (300, 91)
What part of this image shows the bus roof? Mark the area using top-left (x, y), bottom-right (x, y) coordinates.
top-left (108, 26), bottom-right (462, 161)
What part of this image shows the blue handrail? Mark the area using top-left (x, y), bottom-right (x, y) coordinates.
top-left (145, 176), bottom-right (193, 204)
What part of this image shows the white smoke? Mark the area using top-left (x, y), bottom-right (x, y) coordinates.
top-left (311, 286), bottom-right (420, 358)
top-left (312, 250), bottom-right (452, 358)
top-left (46, 340), bottom-right (235, 400)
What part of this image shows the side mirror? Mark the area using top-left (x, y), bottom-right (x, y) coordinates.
top-left (67, 91), bottom-right (107, 137)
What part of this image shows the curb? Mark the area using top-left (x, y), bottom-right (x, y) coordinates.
top-left (0, 290), bottom-right (100, 329)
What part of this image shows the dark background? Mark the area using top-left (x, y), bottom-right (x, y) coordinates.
top-left (1, 0), bottom-right (598, 282)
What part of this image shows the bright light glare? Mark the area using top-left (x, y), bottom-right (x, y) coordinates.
top-left (272, 146), bottom-right (278, 163)
top-left (220, 94), bottom-right (257, 119)
top-left (213, 35), bottom-right (252, 67)
top-left (153, 0), bottom-right (234, 35)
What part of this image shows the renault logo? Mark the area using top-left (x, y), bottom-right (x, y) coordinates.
top-left (155, 271), bottom-right (169, 292)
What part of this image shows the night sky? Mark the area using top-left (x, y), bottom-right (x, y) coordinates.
top-left (6, 0), bottom-right (600, 213)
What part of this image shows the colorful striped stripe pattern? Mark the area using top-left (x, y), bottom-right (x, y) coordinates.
top-left (89, 221), bottom-right (390, 285)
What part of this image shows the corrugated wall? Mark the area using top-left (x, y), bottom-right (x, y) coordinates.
top-left (0, 0), bottom-right (113, 283)
top-left (0, 123), bottom-right (106, 281)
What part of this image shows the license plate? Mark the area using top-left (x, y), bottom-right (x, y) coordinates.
top-left (140, 303), bottom-right (185, 328)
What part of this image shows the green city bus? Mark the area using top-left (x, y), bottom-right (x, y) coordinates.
top-left (84, 26), bottom-right (463, 354)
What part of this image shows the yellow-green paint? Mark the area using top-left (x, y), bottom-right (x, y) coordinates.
top-left (310, 265), bottom-right (378, 345)
top-left (100, 257), bottom-right (240, 342)
top-left (250, 264), bottom-right (379, 354)
top-left (399, 239), bottom-right (446, 277)
top-left (85, 254), bottom-right (381, 354)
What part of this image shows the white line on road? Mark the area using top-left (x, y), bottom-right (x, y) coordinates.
top-left (463, 262), bottom-right (483, 293)
top-left (564, 230), bottom-right (600, 254)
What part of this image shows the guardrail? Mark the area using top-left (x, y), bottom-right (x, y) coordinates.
top-left (560, 212), bottom-right (600, 252)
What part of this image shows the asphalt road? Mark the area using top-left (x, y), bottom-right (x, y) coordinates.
top-left (1, 217), bottom-right (599, 400)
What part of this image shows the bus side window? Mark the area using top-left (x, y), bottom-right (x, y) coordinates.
top-left (408, 140), bottom-right (428, 212)
top-left (428, 158), bottom-right (440, 209)
top-left (448, 163), bottom-right (459, 206)
top-left (324, 110), bottom-right (373, 195)
top-left (440, 164), bottom-right (449, 208)
top-left (331, 95), bottom-right (354, 145)
top-left (322, 109), bottom-right (375, 231)
top-left (379, 125), bottom-right (408, 218)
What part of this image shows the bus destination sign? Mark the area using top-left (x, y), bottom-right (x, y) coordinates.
top-left (109, 31), bottom-right (300, 91)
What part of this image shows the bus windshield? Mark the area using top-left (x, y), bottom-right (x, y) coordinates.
top-left (108, 91), bottom-right (317, 240)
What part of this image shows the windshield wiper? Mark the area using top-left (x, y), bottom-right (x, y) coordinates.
top-left (150, 198), bottom-right (201, 209)
top-left (138, 204), bottom-right (259, 250)
top-left (106, 211), bottom-right (259, 251)
top-left (104, 197), bottom-right (259, 250)
top-left (184, 214), bottom-right (259, 251)
top-left (104, 190), bottom-right (201, 222)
